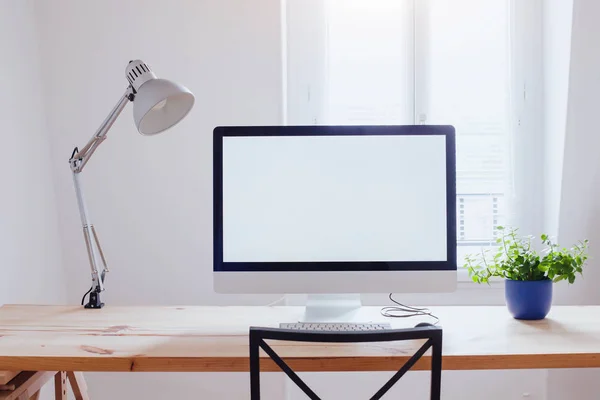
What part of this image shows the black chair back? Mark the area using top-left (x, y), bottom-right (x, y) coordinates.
top-left (249, 326), bottom-right (442, 400)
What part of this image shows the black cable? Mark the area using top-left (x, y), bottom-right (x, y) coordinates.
top-left (81, 286), bottom-right (93, 306)
top-left (380, 293), bottom-right (440, 325)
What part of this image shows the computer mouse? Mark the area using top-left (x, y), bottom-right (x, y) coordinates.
top-left (415, 322), bottom-right (435, 328)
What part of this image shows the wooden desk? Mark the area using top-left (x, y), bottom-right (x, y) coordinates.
top-left (0, 305), bottom-right (599, 372)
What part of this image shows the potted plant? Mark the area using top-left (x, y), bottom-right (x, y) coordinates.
top-left (465, 226), bottom-right (589, 320)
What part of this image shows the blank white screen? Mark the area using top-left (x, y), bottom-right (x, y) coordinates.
top-left (222, 135), bottom-right (447, 262)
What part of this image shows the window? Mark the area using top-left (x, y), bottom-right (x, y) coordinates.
top-left (284, 0), bottom-right (542, 271)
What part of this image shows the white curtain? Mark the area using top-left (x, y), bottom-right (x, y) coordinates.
top-left (551, 0), bottom-right (600, 306)
top-left (547, 0), bottom-right (600, 398)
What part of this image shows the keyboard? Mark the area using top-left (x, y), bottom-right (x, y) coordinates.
top-left (279, 322), bottom-right (392, 331)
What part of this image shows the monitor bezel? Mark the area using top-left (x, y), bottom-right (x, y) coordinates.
top-left (213, 125), bottom-right (457, 273)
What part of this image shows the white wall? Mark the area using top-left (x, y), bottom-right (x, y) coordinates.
top-left (1, 1), bottom-right (67, 399)
top-left (0, 1), bottom-right (66, 307)
top-left (287, 370), bottom-right (548, 400)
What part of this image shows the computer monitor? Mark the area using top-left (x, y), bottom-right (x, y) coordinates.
top-left (213, 125), bottom-right (457, 299)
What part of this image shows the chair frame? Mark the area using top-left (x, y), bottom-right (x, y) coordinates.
top-left (249, 326), bottom-right (443, 400)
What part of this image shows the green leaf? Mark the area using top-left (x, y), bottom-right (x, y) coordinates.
top-left (463, 228), bottom-right (588, 283)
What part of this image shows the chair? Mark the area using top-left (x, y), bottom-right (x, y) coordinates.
top-left (249, 325), bottom-right (443, 400)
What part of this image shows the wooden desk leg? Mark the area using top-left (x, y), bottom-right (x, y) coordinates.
top-left (15, 391), bottom-right (38, 400)
top-left (54, 372), bottom-right (67, 400)
top-left (67, 372), bottom-right (89, 400)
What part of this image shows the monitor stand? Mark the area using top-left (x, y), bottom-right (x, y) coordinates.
top-left (300, 294), bottom-right (362, 323)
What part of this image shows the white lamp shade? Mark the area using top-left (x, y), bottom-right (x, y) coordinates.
top-left (133, 78), bottom-right (195, 135)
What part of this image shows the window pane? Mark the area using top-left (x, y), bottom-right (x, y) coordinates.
top-left (325, 0), bottom-right (413, 124)
top-left (419, 0), bottom-right (511, 251)
top-left (285, 0), bottom-right (515, 265)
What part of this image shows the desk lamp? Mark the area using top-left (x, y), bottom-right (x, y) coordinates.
top-left (69, 60), bottom-right (194, 309)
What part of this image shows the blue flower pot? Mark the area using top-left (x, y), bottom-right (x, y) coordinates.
top-left (505, 279), bottom-right (553, 320)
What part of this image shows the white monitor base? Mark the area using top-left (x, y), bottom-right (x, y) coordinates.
top-left (300, 294), bottom-right (363, 323)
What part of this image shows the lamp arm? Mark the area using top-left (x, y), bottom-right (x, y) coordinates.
top-left (70, 86), bottom-right (135, 173)
top-left (69, 86), bottom-right (134, 308)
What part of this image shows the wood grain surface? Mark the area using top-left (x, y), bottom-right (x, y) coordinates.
top-left (0, 305), bottom-right (599, 372)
